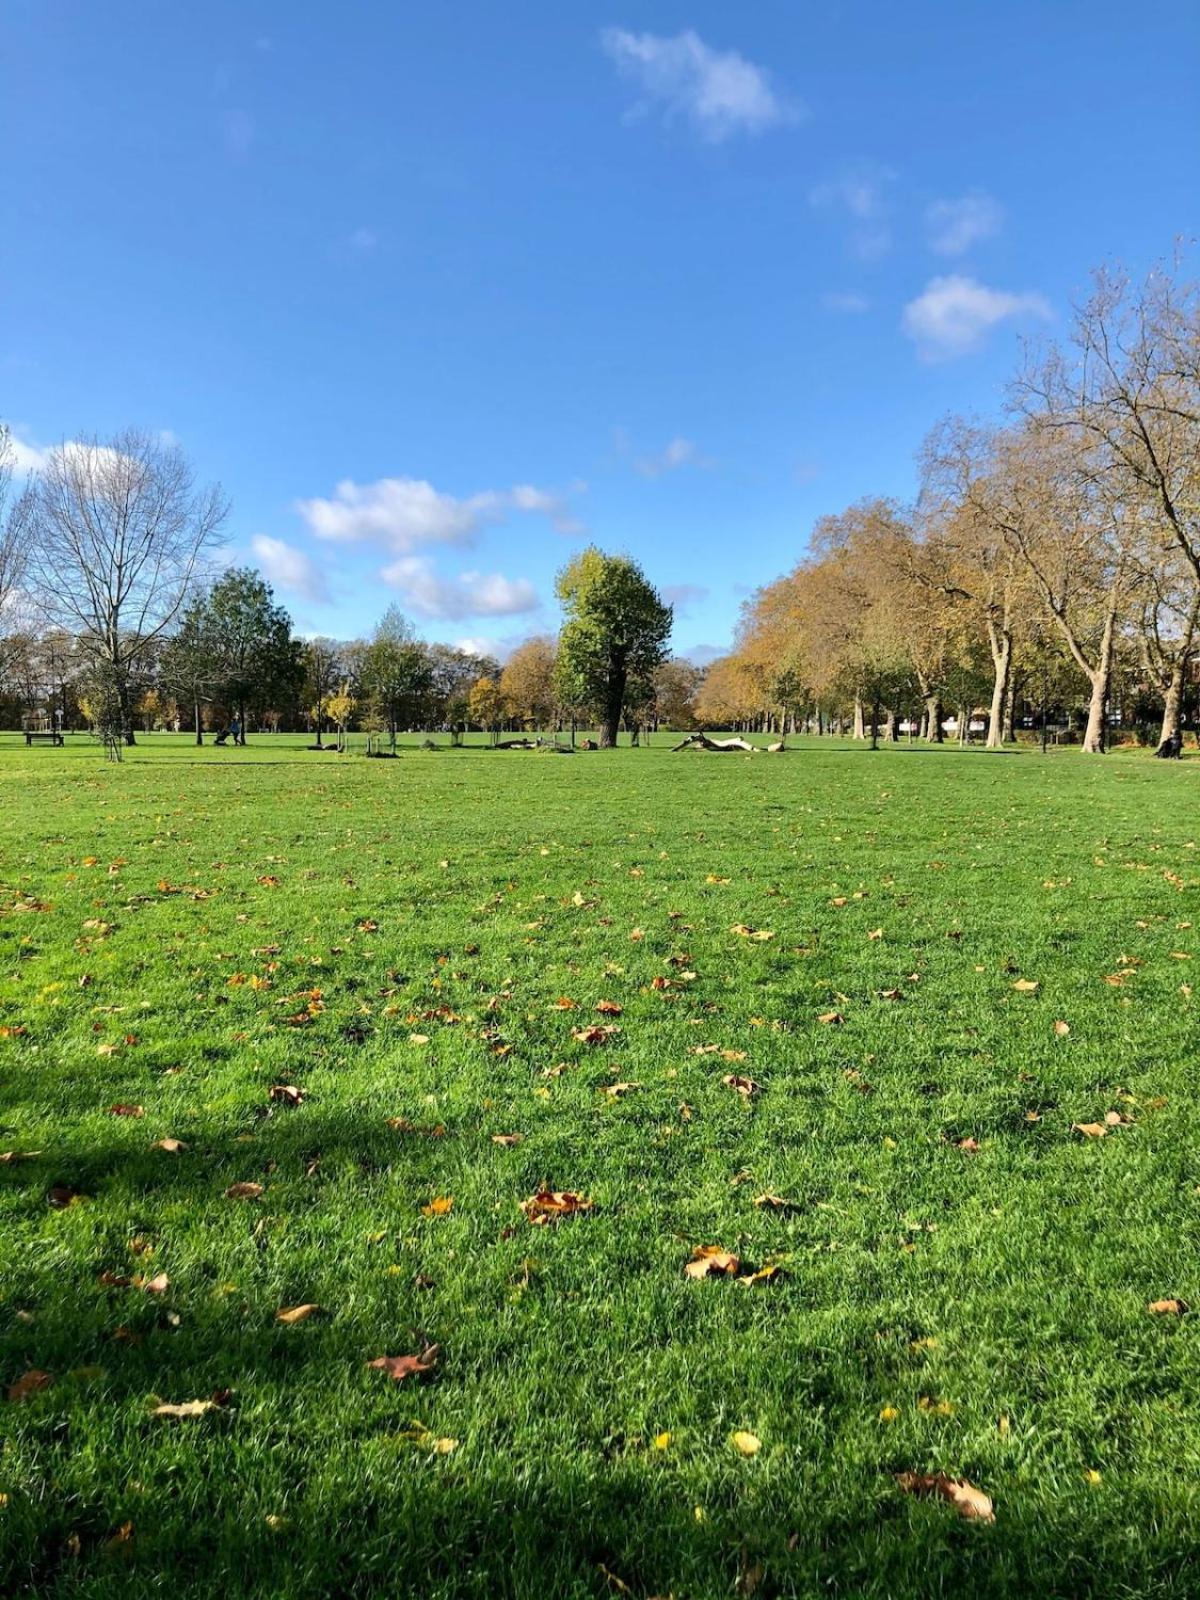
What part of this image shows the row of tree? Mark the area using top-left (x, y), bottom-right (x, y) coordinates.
top-left (0, 426), bottom-right (678, 746)
top-left (700, 261), bottom-right (1199, 753)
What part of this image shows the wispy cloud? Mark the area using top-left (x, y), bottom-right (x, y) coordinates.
top-left (809, 166), bottom-right (895, 260)
top-left (661, 582), bottom-right (709, 616)
top-left (250, 534), bottom-right (330, 604)
top-left (380, 556), bottom-right (539, 620)
top-left (614, 428), bottom-right (709, 478)
top-left (296, 475), bottom-right (584, 550)
top-left (901, 274), bottom-right (1051, 360)
top-left (926, 190), bottom-right (1004, 255)
top-left (601, 28), bottom-right (799, 142)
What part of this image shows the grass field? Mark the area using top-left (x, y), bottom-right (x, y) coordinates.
top-left (1, 734), bottom-right (1198, 1598)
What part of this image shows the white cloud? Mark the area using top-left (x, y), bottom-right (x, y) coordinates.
top-left (926, 191), bottom-right (1004, 255)
top-left (901, 274), bottom-right (1051, 360)
top-left (821, 291), bottom-right (870, 313)
top-left (4, 431), bottom-right (50, 474)
top-left (661, 582), bottom-right (709, 615)
top-left (809, 166), bottom-right (895, 260)
top-left (452, 634), bottom-right (528, 664)
top-left (635, 436), bottom-right (708, 478)
top-left (601, 28), bottom-right (798, 142)
top-left (250, 535), bottom-right (331, 604)
top-left (380, 556), bottom-right (540, 621)
top-left (296, 475), bottom-right (583, 550)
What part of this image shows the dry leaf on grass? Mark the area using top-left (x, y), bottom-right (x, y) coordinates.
top-left (895, 1472), bottom-right (994, 1523)
top-left (491, 1133), bottom-right (523, 1147)
top-left (1054, 1020), bottom-right (1071, 1036)
top-left (816, 1011), bottom-right (845, 1026)
top-left (601, 1081), bottom-right (641, 1098)
top-left (731, 1430), bottom-right (761, 1455)
top-left (684, 1245), bottom-right (741, 1279)
top-left (1011, 979), bottom-right (1039, 993)
top-left (722, 1073), bottom-right (760, 1098)
top-left (108, 1104), bottom-right (144, 1118)
top-left (595, 1000), bottom-right (623, 1016)
top-left (367, 1345), bottom-right (438, 1382)
top-left (421, 1196), bottom-right (454, 1217)
top-left (752, 1193), bottom-right (800, 1213)
top-left (268, 1084), bottom-right (305, 1107)
top-left (276, 1304), bottom-right (322, 1324)
top-left (8, 1369), bottom-right (53, 1402)
top-left (519, 1190), bottom-right (594, 1224)
top-left (152, 1395), bottom-right (229, 1419)
top-left (224, 1182), bottom-right (264, 1200)
top-left (151, 1137), bottom-right (186, 1153)
top-left (730, 925), bottom-right (774, 941)
top-left (1072, 1123), bottom-right (1107, 1139)
top-left (1148, 1298), bottom-right (1188, 1315)
top-left (0, 1150), bottom-right (41, 1164)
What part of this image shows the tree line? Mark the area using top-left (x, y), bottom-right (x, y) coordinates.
top-left (698, 261), bottom-right (1199, 753)
top-left (0, 430), bottom-right (676, 748)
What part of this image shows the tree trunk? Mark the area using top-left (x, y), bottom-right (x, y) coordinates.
top-left (599, 672), bottom-right (625, 748)
top-left (883, 708), bottom-right (897, 742)
top-left (1002, 677), bottom-right (1016, 744)
top-left (923, 695), bottom-right (943, 743)
top-left (985, 625), bottom-right (1012, 750)
top-left (1159, 661), bottom-right (1188, 749)
top-left (194, 699), bottom-right (203, 745)
top-left (852, 695), bottom-right (865, 741)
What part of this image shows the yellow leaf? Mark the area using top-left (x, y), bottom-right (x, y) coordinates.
top-left (879, 1406), bottom-right (899, 1423)
top-left (731, 1430), bottom-right (761, 1456)
top-left (421, 1196), bottom-right (454, 1217)
top-left (654, 1431), bottom-right (672, 1450)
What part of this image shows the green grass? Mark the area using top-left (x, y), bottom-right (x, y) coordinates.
top-left (1, 735), bottom-right (1198, 1598)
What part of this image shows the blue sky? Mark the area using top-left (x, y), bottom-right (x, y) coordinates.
top-left (3, 2), bottom-right (1197, 659)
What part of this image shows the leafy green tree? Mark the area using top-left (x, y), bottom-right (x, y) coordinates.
top-left (206, 568), bottom-right (303, 741)
top-left (361, 605), bottom-right (433, 747)
top-left (555, 547), bottom-right (672, 747)
top-left (161, 592), bottom-right (218, 743)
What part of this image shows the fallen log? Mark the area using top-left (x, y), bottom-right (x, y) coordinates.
top-left (672, 734), bottom-right (757, 752)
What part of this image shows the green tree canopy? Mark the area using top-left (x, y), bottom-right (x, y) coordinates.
top-left (555, 547), bottom-right (672, 747)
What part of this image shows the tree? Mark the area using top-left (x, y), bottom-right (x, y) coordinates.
top-left (499, 636), bottom-right (558, 731)
top-left (467, 675), bottom-right (504, 743)
top-left (160, 590), bottom-right (219, 743)
top-left (360, 606), bottom-right (432, 746)
top-left (205, 568), bottom-right (303, 741)
top-left (304, 638), bottom-right (341, 748)
top-left (0, 427), bottom-right (32, 684)
top-left (23, 430), bottom-right (226, 743)
top-left (327, 683), bottom-right (357, 751)
top-left (652, 657), bottom-right (704, 730)
top-left (555, 547), bottom-right (672, 747)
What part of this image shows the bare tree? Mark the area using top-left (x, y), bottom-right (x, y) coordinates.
top-left (23, 430), bottom-right (226, 743)
top-left (0, 427), bottom-right (33, 681)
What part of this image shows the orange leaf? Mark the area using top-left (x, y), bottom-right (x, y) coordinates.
top-left (895, 1472), bottom-right (994, 1522)
top-left (367, 1345), bottom-right (438, 1382)
top-left (8, 1369), bottom-right (53, 1402)
top-left (225, 1181), bottom-right (264, 1199)
top-left (519, 1190), bottom-right (594, 1225)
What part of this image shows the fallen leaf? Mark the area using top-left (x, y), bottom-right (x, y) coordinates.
top-left (47, 1184), bottom-right (84, 1209)
top-left (654, 1431), bottom-right (672, 1450)
top-left (152, 1397), bottom-right (226, 1419)
top-left (738, 1263), bottom-right (785, 1286)
top-left (595, 1000), bottom-right (623, 1016)
top-left (601, 1081), bottom-right (641, 1098)
top-left (224, 1182), bottom-right (264, 1200)
top-left (895, 1472), bottom-right (994, 1523)
top-left (268, 1084), bottom-right (305, 1107)
top-left (752, 1193), bottom-right (800, 1213)
top-left (491, 1133), bottom-right (523, 1147)
top-left (816, 1011), bottom-right (845, 1026)
top-left (1072, 1123), bottom-right (1107, 1139)
top-left (957, 1138), bottom-right (980, 1154)
top-left (731, 1430), bottom-right (761, 1455)
top-left (1011, 979), bottom-right (1039, 993)
top-left (520, 1190), bottom-right (594, 1224)
top-left (421, 1195), bottom-right (454, 1217)
top-left (276, 1303), bottom-right (322, 1324)
top-left (722, 1073), bottom-right (760, 1097)
top-left (367, 1345), bottom-right (438, 1382)
top-left (108, 1104), bottom-right (144, 1118)
top-left (684, 1245), bottom-right (741, 1279)
top-left (1148, 1298), bottom-right (1187, 1316)
top-left (137, 1272), bottom-right (170, 1295)
top-left (7, 1369), bottom-right (53, 1402)
top-left (0, 1150), bottom-right (41, 1164)
top-left (1054, 1020), bottom-right (1071, 1036)
top-left (730, 925), bottom-right (774, 942)
top-left (151, 1137), bottom-right (186, 1153)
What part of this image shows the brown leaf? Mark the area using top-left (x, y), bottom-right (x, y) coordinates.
top-left (1148, 1298), bottom-right (1188, 1316)
top-left (879, 988), bottom-right (904, 1002)
top-left (752, 1193), bottom-right (800, 1213)
top-left (268, 1084), bottom-right (305, 1107)
top-left (1071, 1122), bottom-right (1107, 1139)
top-left (595, 1000), bottom-right (623, 1016)
top-left (47, 1184), bottom-right (84, 1209)
top-left (571, 1024), bottom-right (619, 1045)
top-left (421, 1195), bottom-right (454, 1217)
top-left (739, 1263), bottom-right (785, 1286)
top-left (957, 1138), bottom-right (980, 1154)
top-left (816, 1011), bottom-right (845, 1025)
top-left (601, 1081), bottom-right (641, 1098)
top-left (0, 1150), bottom-right (41, 1164)
top-left (722, 1073), bottom-right (760, 1097)
top-left (552, 996), bottom-right (578, 1010)
top-left (151, 1138), bottom-right (187, 1153)
top-left (136, 1272), bottom-right (170, 1295)
top-left (8, 1368), bottom-right (53, 1402)
top-left (684, 1245), bottom-right (741, 1279)
top-left (224, 1181), bottom-right (264, 1200)
top-left (108, 1104), bottom-right (145, 1118)
top-left (895, 1472), bottom-right (995, 1522)
top-left (730, 925), bottom-right (774, 941)
top-left (1011, 979), bottom-right (1039, 993)
top-left (367, 1345), bottom-right (438, 1382)
top-left (1054, 1020), bottom-right (1071, 1036)
top-left (152, 1397), bottom-right (226, 1418)
top-left (491, 1133), bottom-right (523, 1147)
top-left (276, 1303), bottom-right (322, 1324)
top-left (519, 1190), bottom-right (594, 1225)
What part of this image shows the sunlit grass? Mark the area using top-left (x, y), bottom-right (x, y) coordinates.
top-left (1, 736), bottom-right (1197, 1597)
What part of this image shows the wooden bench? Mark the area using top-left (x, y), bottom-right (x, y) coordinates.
top-left (24, 730), bottom-right (64, 746)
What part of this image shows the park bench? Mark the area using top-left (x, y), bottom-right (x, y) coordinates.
top-left (24, 730), bottom-right (64, 747)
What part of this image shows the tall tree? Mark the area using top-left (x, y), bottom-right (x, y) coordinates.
top-left (206, 567), bottom-right (302, 741)
top-left (0, 427), bottom-right (32, 684)
top-left (499, 636), bottom-right (558, 730)
top-left (160, 591), bottom-right (218, 743)
top-left (360, 605), bottom-right (432, 746)
top-left (23, 430), bottom-right (226, 742)
top-left (555, 547), bottom-right (672, 747)
top-left (304, 637), bottom-right (341, 748)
